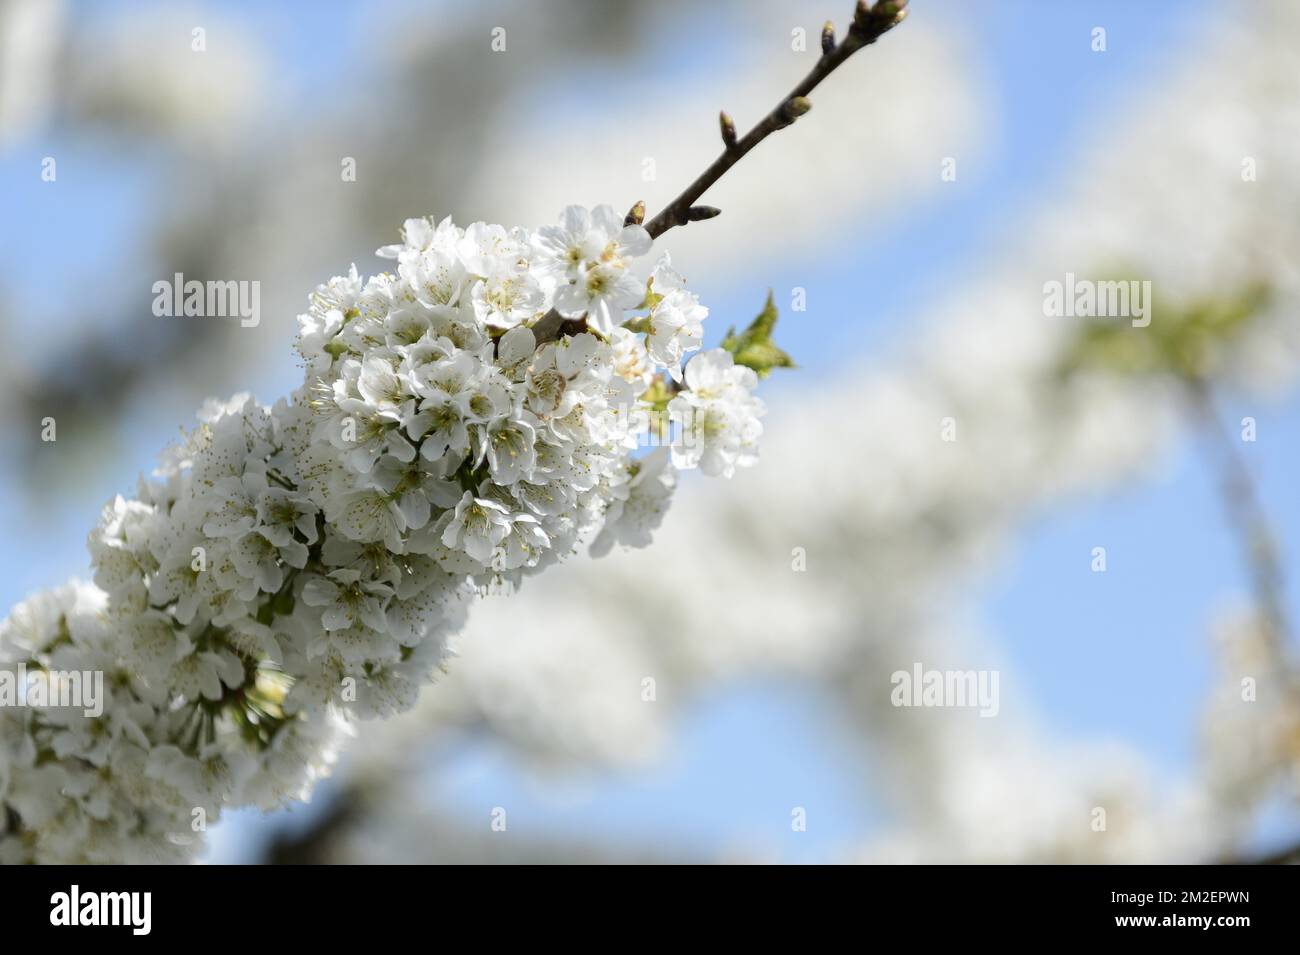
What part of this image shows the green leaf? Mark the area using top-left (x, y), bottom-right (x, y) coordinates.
top-left (272, 587), bottom-right (296, 618)
top-left (721, 291), bottom-right (795, 379)
top-left (255, 601), bottom-right (275, 626)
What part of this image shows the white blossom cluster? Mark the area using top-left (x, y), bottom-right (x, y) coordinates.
top-left (331, 0), bottom-right (1300, 861)
top-left (0, 205), bottom-right (766, 863)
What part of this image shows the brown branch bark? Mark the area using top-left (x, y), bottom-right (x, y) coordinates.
top-left (644, 0), bottom-right (909, 239)
top-left (531, 0), bottom-right (909, 346)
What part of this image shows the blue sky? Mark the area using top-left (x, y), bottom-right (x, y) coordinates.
top-left (7, 0), bottom-right (1296, 862)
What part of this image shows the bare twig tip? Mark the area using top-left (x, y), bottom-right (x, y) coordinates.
top-left (643, 0), bottom-right (905, 241)
top-left (877, 0), bottom-right (909, 23)
top-left (853, 0), bottom-right (907, 37)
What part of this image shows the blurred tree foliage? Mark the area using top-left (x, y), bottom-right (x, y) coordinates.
top-left (1059, 276), bottom-right (1271, 383)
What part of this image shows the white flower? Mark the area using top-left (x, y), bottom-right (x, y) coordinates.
top-left (555, 262), bottom-right (648, 335)
top-left (356, 355), bottom-right (416, 416)
top-left (297, 266), bottom-right (361, 372)
top-left (590, 448), bottom-right (677, 556)
top-left (609, 326), bottom-right (655, 392)
top-left (409, 391), bottom-right (471, 460)
top-left (302, 569), bottom-right (392, 632)
top-left (325, 488), bottom-right (408, 551)
top-left (169, 647), bottom-right (246, 701)
top-left (377, 215), bottom-right (461, 261)
top-left (470, 266), bottom-right (545, 329)
top-left (399, 247), bottom-right (466, 308)
top-left (679, 346), bottom-right (756, 401)
top-left (537, 205), bottom-right (653, 335)
top-left (494, 326), bottom-right (537, 380)
top-left (201, 470), bottom-right (266, 539)
top-left (256, 487), bottom-right (319, 545)
top-left (646, 255), bottom-right (706, 379)
top-left (479, 413), bottom-right (539, 485)
top-left (88, 495), bottom-right (158, 606)
top-left (534, 204), bottom-right (649, 280)
top-left (497, 513), bottom-right (551, 571)
top-left (146, 743), bottom-right (253, 814)
top-left (457, 222), bottom-right (530, 277)
top-left (439, 492), bottom-right (513, 564)
top-left (236, 714), bottom-right (346, 811)
top-left (669, 349), bottom-right (765, 478)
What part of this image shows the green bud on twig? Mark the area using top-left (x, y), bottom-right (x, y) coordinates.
top-left (720, 110), bottom-right (738, 150)
top-left (776, 95), bottom-right (813, 128)
top-left (853, 0), bottom-right (908, 39)
top-left (821, 20), bottom-right (836, 55)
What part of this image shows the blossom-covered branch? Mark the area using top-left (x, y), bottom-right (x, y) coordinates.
top-left (0, 205), bottom-right (770, 862)
top-left (0, 2), bottom-right (911, 864)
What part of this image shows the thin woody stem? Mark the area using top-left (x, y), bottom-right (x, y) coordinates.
top-left (1185, 376), bottom-right (1291, 660)
top-left (532, 0), bottom-right (909, 345)
top-left (644, 0), bottom-right (909, 238)
top-left (1185, 375), bottom-right (1300, 863)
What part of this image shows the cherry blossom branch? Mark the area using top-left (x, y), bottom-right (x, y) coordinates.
top-left (643, 0), bottom-right (909, 238)
top-left (531, 0), bottom-right (909, 346)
